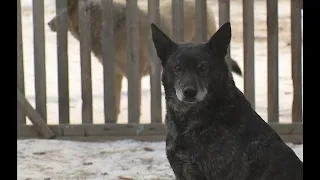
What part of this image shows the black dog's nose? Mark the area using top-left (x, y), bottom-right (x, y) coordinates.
top-left (183, 86), bottom-right (197, 99)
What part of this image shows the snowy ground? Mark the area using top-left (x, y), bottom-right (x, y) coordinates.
top-left (18, 0), bottom-right (303, 179)
top-left (17, 140), bottom-right (303, 180)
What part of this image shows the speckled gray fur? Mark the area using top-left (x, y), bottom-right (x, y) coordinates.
top-left (151, 22), bottom-right (303, 180)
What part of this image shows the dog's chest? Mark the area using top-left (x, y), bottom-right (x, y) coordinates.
top-left (165, 120), bottom-right (242, 179)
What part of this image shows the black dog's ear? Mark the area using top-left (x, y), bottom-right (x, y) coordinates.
top-left (206, 22), bottom-right (231, 59)
top-left (151, 23), bottom-right (177, 65)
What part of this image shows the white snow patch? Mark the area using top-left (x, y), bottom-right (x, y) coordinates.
top-left (17, 140), bottom-right (303, 180)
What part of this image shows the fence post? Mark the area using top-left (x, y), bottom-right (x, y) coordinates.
top-left (79, 0), bottom-right (93, 124)
top-left (195, 0), bottom-right (207, 43)
top-left (101, 0), bottom-right (117, 123)
top-left (267, 0), bottom-right (279, 123)
top-left (32, 0), bottom-right (47, 122)
top-left (56, 0), bottom-right (70, 124)
top-left (148, 0), bottom-right (162, 123)
top-left (17, 0), bottom-right (26, 125)
top-left (218, 0), bottom-right (232, 75)
top-left (291, 0), bottom-right (302, 123)
top-left (172, 0), bottom-right (184, 42)
top-left (243, 0), bottom-right (255, 108)
top-left (126, 0), bottom-right (140, 123)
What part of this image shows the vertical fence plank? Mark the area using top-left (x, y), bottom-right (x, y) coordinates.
top-left (218, 0), bottom-right (231, 69)
top-left (267, 0), bottom-right (279, 123)
top-left (299, 0), bottom-right (303, 9)
top-left (291, 0), bottom-right (302, 122)
top-left (101, 0), bottom-right (116, 123)
top-left (126, 0), bottom-right (140, 123)
top-left (195, 0), bottom-right (207, 43)
top-left (148, 0), bottom-right (162, 123)
top-left (172, 0), bottom-right (184, 42)
top-left (243, 0), bottom-right (255, 109)
top-left (56, 0), bottom-right (70, 124)
top-left (32, 0), bottom-right (47, 122)
top-left (79, 0), bottom-right (93, 124)
top-left (17, 0), bottom-right (26, 124)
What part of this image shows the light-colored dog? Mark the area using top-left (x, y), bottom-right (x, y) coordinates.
top-left (48, 0), bottom-right (242, 117)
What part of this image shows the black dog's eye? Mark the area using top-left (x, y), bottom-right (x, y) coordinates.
top-left (173, 64), bottom-right (182, 71)
top-left (199, 64), bottom-right (209, 73)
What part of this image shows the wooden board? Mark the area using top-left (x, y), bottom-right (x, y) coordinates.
top-left (18, 123), bottom-right (302, 143)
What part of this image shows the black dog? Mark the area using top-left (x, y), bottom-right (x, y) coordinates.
top-left (151, 22), bottom-right (303, 180)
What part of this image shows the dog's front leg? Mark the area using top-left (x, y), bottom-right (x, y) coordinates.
top-left (166, 149), bottom-right (188, 179)
top-left (167, 148), bottom-right (207, 180)
top-left (170, 162), bottom-right (203, 180)
top-left (169, 164), bottom-right (186, 180)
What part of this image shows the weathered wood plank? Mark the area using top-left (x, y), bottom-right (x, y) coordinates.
top-left (270, 123), bottom-right (303, 134)
top-left (126, 0), bottom-right (141, 123)
top-left (17, 134), bottom-right (302, 143)
top-left (148, 0), bottom-right (162, 123)
top-left (79, 0), bottom-right (93, 124)
top-left (242, 0), bottom-right (255, 109)
top-left (18, 123), bottom-right (302, 138)
top-left (18, 131), bottom-right (166, 142)
top-left (55, 135), bottom-right (166, 142)
top-left (218, 0), bottom-right (231, 71)
top-left (172, 0), bottom-right (184, 42)
top-left (56, 0), bottom-right (70, 124)
top-left (218, 0), bottom-right (230, 26)
top-left (298, 0), bottom-right (303, 9)
top-left (278, 135), bottom-right (303, 144)
top-left (18, 123), bottom-right (166, 138)
top-left (101, 0), bottom-right (117, 123)
top-left (17, 0), bottom-right (26, 124)
top-left (32, 0), bottom-right (47, 121)
top-left (17, 89), bottom-right (55, 139)
top-left (85, 123), bottom-right (166, 136)
top-left (291, 0), bottom-right (303, 123)
top-left (195, 0), bottom-right (207, 42)
top-left (267, 0), bottom-right (279, 123)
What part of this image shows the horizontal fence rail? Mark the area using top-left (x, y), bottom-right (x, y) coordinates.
top-left (17, 0), bottom-right (303, 143)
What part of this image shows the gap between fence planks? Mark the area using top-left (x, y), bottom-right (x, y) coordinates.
top-left (267, 0), bottom-right (279, 123)
top-left (126, 0), bottom-right (141, 123)
top-left (79, 0), bottom-right (93, 124)
top-left (32, 0), bottom-right (47, 122)
top-left (17, 89), bottom-right (55, 139)
top-left (148, 0), bottom-right (162, 123)
top-left (17, 0), bottom-right (26, 125)
top-left (291, 0), bottom-right (302, 122)
top-left (242, 0), bottom-right (255, 109)
top-left (101, 0), bottom-right (117, 123)
top-left (56, 0), bottom-right (70, 124)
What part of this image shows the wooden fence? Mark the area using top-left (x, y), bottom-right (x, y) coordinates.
top-left (17, 0), bottom-right (303, 143)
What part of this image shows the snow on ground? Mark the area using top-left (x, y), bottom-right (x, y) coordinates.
top-left (17, 140), bottom-right (303, 180)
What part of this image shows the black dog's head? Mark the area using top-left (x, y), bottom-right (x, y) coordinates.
top-left (151, 22), bottom-right (233, 110)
